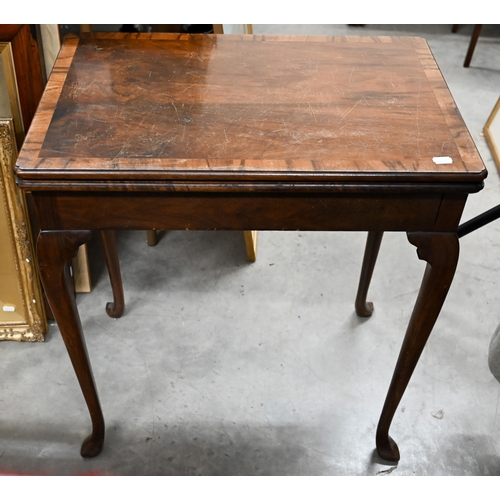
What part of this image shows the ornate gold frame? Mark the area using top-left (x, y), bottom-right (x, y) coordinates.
top-left (0, 118), bottom-right (46, 341)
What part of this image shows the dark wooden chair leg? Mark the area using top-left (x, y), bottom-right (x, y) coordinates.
top-left (100, 230), bottom-right (125, 318)
top-left (375, 232), bottom-right (459, 462)
top-left (355, 231), bottom-right (383, 317)
top-left (37, 230), bottom-right (105, 458)
top-left (146, 229), bottom-right (158, 246)
top-left (464, 24), bottom-right (483, 68)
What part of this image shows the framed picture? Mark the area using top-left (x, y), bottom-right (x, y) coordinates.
top-left (0, 25), bottom-right (44, 146)
top-left (0, 118), bottom-right (46, 341)
top-left (0, 40), bottom-right (25, 147)
top-left (484, 96), bottom-right (500, 174)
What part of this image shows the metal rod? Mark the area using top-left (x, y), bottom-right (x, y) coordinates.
top-left (457, 203), bottom-right (500, 238)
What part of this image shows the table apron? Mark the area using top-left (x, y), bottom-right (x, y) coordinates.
top-left (31, 191), bottom-right (465, 232)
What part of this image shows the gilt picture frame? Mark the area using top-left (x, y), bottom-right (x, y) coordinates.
top-left (0, 118), bottom-right (46, 341)
top-left (484, 96), bottom-right (500, 174)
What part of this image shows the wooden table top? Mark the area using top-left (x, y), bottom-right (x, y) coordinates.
top-left (16, 33), bottom-right (486, 187)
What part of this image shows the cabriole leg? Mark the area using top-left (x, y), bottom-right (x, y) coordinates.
top-left (376, 232), bottom-right (459, 461)
top-left (100, 230), bottom-right (125, 318)
top-left (37, 230), bottom-right (105, 458)
top-left (355, 231), bottom-right (383, 317)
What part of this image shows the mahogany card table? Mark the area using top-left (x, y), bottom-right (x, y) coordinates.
top-left (16, 33), bottom-right (486, 461)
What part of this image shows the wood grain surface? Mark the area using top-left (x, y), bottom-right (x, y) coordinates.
top-left (16, 33), bottom-right (486, 187)
top-left (16, 32), bottom-right (487, 461)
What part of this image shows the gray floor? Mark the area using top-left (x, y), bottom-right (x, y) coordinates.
top-left (2, 24), bottom-right (500, 476)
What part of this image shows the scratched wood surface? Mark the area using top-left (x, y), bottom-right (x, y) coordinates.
top-left (16, 33), bottom-right (486, 186)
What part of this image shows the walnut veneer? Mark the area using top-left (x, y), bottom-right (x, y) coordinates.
top-left (16, 33), bottom-right (486, 461)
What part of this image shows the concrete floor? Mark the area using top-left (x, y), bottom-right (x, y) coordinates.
top-left (2, 24), bottom-right (500, 476)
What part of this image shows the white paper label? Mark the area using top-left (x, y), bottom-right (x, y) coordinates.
top-left (432, 156), bottom-right (453, 164)
top-left (3, 305), bottom-right (15, 312)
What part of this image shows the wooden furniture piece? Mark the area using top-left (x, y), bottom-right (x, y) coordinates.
top-left (452, 24), bottom-right (484, 67)
top-left (16, 33), bottom-right (486, 461)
